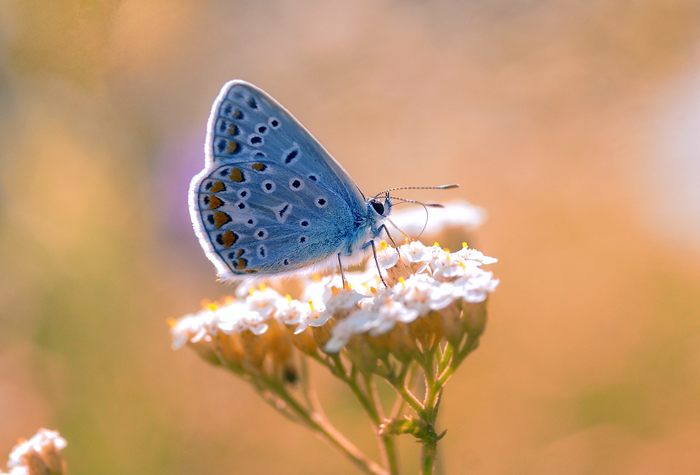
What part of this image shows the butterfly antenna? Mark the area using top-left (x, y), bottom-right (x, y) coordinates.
top-left (392, 196), bottom-right (443, 239)
top-left (373, 184), bottom-right (459, 199)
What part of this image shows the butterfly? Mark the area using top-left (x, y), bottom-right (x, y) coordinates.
top-left (189, 80), bottom-right (455, 284)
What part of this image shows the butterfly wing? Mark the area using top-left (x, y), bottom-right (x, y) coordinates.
top-left (189, 80), bottom-right (368, 279)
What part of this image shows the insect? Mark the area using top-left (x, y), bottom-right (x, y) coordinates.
top-left (189, 80), bottom-right (456, 285)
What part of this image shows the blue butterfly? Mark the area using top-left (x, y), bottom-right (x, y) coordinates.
top-left (189, 80), bottom-right (454, 284)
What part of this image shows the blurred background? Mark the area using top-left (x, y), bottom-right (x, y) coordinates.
top-left (1, 0), bottom-right (700, 473)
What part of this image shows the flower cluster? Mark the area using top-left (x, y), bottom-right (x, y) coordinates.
top-left (1, 429), bottom-right (67, 475)
top-left (171, 240), bottom-right (497, 379)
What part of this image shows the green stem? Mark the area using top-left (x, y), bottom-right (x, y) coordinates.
top-left (421, 437), bottom-right (438, 475)
top-left (364, 375), bottom-right (400, 475)
top-left (420, 350), bottom-right (441, 475)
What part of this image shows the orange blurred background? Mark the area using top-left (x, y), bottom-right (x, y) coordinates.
top-left (1, 1), bottom-right (700, 473)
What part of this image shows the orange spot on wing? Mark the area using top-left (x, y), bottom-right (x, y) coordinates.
top-left (210, 181), bottom-right (226, 193)
top-left (213, 211), bottom-right (232, 229)
top-left (234, 258), bottom-right (248, 270)
top-left (208, 195), bottom-right (223, 209)
top-left (226, 141), bottom-right (239, 154)
top-left (221, 230), bottom-right (238, 248)
top-left (251, 162), bottom-right (267, 171)
top-left (229, 167), bottom-right (245, 182)
top-left (227, 124), bottom-right (238, 136)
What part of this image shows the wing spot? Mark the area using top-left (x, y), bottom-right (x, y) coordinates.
top-left (238, 189), bottom-right (250, 200)
top-left (251, 162), bottom-right (267, 172)
top-left (283, 258), bottom-right (290, 266)
top-left (246, 97), bottom-right (258, 109)
top-left (226, 140), bottom-right (239, 154)
top-left (230, 168), bottom-right (245, 182)
top-left (300, 219), bottom-right (309, 227)
top-left (227, 124), bottom-right (238, 136)
top-left (210, 181), bottom-right (226, 193)
top-left (262, 180), bottom-right (276, 193)
top-left (234, 258), bottom-right (248, 270)
top-left (223, 104), bottom-right (232, 115)
top-left (256, 125), bottom-right (268, 134)
top-left (249, 135), bottom-right (263, 146)
top-left (245, 218), bottom-right (256, 227)
top-left (289, 178), bottom-right (304, 191)
top-left (269, 118), bottom-right (280, 128)
top-left (308, 174), bottom-right (318, 182)
top-left (274, 202), bottom-right (292, 222)
top-left (315, 197), bottom-right (328, 208)
top-left (257, 245), bottom-right (267, 258)
top-left (284, 147), bottom-right (300, 164)
top-left (237, 201), bottom-right (247, 210)
top-left (216, 139), bottom-right (226, 153)
top-left (299, 236), bottom-right (307, 244)
top-left (213, 211), bottom-right (232, 229)
top-left (255, 228), bottom-right (268, 240)
top-left (233, 109), bottom-right (244, 119)
top-left (208, 195), bottom-right (224, 209)
top-left (254, 151), bottom-right (266, 158)
top-left (228, 249), bottom-right (246, 259)
top-left (217, 230), bottom-right (238, 248)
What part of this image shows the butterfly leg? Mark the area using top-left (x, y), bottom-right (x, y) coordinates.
top-left (377, 224), bottom-right (401, 259)
top-left (337, 253), bottom-right (347, 289)
top-left (363, 240), bottom-right (388, 288)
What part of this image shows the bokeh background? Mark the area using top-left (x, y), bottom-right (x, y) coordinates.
top-left (2, 1), bottom-right (700, 473)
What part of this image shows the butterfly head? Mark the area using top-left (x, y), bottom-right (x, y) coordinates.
top-left (368, 192), bottom-right (392, 220)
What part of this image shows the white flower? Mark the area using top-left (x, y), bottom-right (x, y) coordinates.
top-left (170, 308), bottom-right (218, 349)
top-left (402, 240), bottom-right (444, 264)
top-left (217, 301), bottom-right (268, 335)
top-left (7, 429), bottom-right (66, 469)
top-left (376, 242), bottom-right (400, 269)
top-left (390, 200), bottom-right (485, 236)
top-left (454, 247), bottom-right (498, 266)
top-left (453, 272), bottom-right (500, 303)
top-left (324, 310), bottom-right (380, 353)
top-left (395, 274), bottom-right (461, 312)
top-left (246, 287), bottom-right (284, 319)
top-left (275, 297), bottom-right (310, 326)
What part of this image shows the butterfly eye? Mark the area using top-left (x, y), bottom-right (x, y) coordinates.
top-left (371, 200), bottom-right (385, 215)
